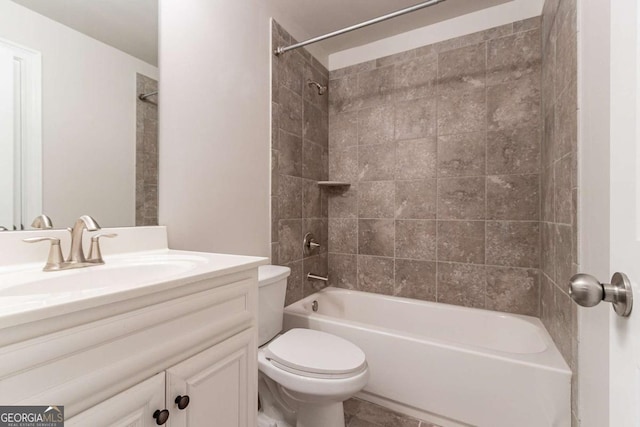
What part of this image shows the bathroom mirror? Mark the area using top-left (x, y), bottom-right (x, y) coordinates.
top-left (0, 0), bottom-right (159, 230)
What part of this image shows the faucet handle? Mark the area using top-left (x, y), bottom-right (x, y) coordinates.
top-left (87, 233), bottom-right (118, 264)
top-left (23, 237), bottom-right (65, 271)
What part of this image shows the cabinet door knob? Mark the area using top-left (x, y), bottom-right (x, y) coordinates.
top-left (175, 395), bottom-right (190, 410)
top-left (153, 409), bottom-right (170, 425)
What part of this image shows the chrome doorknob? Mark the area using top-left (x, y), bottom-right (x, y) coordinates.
top-left (569, 272), bottom-right (633, 317)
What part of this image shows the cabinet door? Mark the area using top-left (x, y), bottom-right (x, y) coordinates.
top-left (166, 329), bottom-right (257, 427)
top-left (66, 372), bottom-right (166, 427)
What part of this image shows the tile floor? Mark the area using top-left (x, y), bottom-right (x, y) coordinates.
top-left (344, 398), bottom-right (441, 427)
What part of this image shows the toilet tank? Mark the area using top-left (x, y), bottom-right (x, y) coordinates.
top-left (258, 265), bottom-right (291, 346)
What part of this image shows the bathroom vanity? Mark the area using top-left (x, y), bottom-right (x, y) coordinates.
top-left (0, 226), bottom-right (266, 426)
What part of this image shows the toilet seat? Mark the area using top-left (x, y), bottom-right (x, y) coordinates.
top-left (264, 329), bottom-right (367, 379)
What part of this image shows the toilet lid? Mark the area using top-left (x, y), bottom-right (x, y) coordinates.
top-left (264, 329), bottom-right (366, 376)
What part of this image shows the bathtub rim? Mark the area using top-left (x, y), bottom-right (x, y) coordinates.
top-left (284, 287), bottom-right (571, 375)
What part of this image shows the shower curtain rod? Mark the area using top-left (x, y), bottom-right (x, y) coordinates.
top-left (138, 91), bottom-right (158, 101)
top-left (273, 0), bottom-right (447, 56)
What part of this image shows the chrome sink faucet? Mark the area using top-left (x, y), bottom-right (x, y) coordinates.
top-left (24, 215), bottom-right (117, 271)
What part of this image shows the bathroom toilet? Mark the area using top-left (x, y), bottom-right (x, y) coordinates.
top-left (257, 265), bottom-right (369, 427)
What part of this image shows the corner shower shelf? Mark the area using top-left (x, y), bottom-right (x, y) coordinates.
top-left (317, 181), bottom-right (351, 188)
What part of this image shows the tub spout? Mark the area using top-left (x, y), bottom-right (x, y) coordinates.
top-left (307, 273), bottom-right (328, 282)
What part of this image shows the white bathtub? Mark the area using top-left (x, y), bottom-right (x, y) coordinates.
top-left (283, 287), bottom-right (571, 427)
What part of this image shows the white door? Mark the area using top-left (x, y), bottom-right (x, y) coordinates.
top-left (65, 372), bottom-right (166, 427)
top-left (579, 0), bottom-right (640, 426)
top-left (165, 330), bottom-right (257, 427)
top-left (0, 45), bottom-right (15, 230)
top-left (608, 0), bottom-right (640, 425)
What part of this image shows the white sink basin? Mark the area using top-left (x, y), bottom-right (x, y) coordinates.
top-left (0, 254), bottom-right (206, 296)
top-left (0, 249), bottom-right (266, 324)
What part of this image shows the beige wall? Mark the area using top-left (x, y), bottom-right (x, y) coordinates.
top-left (159, 1), bottom-right (275, 256)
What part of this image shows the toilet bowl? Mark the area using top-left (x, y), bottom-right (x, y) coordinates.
top-left (257, 266), bottom-right (369, 427)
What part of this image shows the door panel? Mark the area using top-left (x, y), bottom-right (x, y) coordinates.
top-left (166, 329), bottom-right (257, 427)
top-left (0, 46), bottom-right (15, 230)
top-left (609, 0), bottom-right (640, 425)
top-left (65, 372), bottom-right (165, 427)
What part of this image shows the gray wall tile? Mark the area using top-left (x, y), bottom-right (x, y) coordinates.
top-left (395, 259), bottom-right (437, 301)
top-left (486, 174), bottom-right (540, 220)
top-left (279, 130), bottom-right (302, 177)
top-left (395, 138), bottom-right (437, 180)
top-left (486, 126), bottom-right (541, 175)
top-left (437, 262), bottom-right (486, 308)
top-left (304, 100), bottom-right (328, 146)
top-left (358, 181), bottom-right (395, 218)
top-left (437, 220), bottom-right (485, 264)
top-left (437, 177), bottom-right (486, 220)
top-left (272, 21), bottom-right (329, 307)
top-left (279, 86), bottom-right (303, 135)
top-left (395, 220), bottom-right (437, 260)
top-left (357, 66), bottom-right (394, 109)
top-left (486, 267), bottom-right (540, 316)
top-left (329, 74), bottom-right (359, 114)
top-left (437, 132), bottom-right (486, 177)
top-left (395, 179), bottom-right (437, 219)
top-left (278, 175), bottom-right (303, 218)
top-left (279, 219), bottom-right (302, 264)
top-left (328, 186), bottom-right (358, 219)
top-left (329, 146), bottom-right (358, 182)
top-left (394, 55), bottom-right (437, 102)
top-left (358, 105), bottom-right (395, 145)
top-left (395, 98), bottom-right (437, 140)
top-left (487, 77), bottom-right (540, 132)
top-left (438, 44), bottom-right (486, 94)
top-left (437, 88), bottom-right (487, 135)
top-left (325, 18), bottom-right (546, 325)
top-left (329, 112), bottom-right (357, 150)
top-left (329, 218), bottom-right (358, 254)
top-left (358, 143), bottom-right (396, 181)
top-left (328, 253), bottom-right (357, 289)
top-left (358, 255), bottom-right (395, 295)
top-left (486, 221), bottom-right (540, 268)
top-left (358, 219), bottom-right (395, 257)
top-left (540, 1), bottom-right (578, 409)
top-left (487, 29), bottom-right (541, 85)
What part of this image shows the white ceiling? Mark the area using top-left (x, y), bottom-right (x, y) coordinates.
top-left (11, 0), bottom-right (158, 66)
top-left (270, 0), bottom-right (512, 57)
top-left (9, 0), bottom-right (512, 68)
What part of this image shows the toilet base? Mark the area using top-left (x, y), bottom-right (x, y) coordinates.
top-left (296, 401), bottom-right (345, 427)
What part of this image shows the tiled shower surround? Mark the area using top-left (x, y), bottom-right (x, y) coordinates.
top-left (540, 0), bottom-right (579, 423)
top-left (272, 11), bottom-right (578, 425)
top-left (271, 21), bottom-right (329, 305)
top-left (327, 17), bottom-right (543, 316)
top-left (136, 73), bottom-right (159, 226)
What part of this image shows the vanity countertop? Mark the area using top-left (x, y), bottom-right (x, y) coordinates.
top-left (0, 226), bottom-right (267, 331)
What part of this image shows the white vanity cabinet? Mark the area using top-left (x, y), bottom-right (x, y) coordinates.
top-left (66, 372), bottom-right (166, 427)
top-left (0, 258), bottom-right (262, 427)
top-left (66, 329), bottom-right (255, 427)
top-left (165, 329), bottom-right (255, 426)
